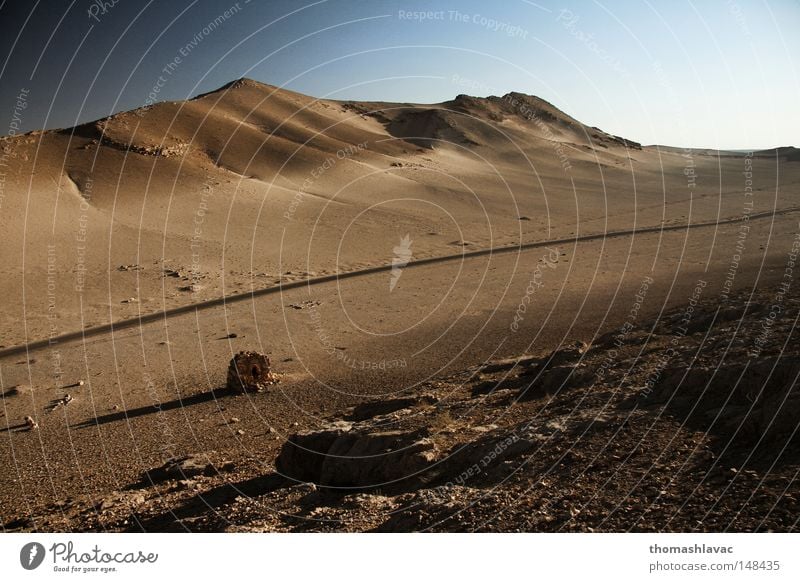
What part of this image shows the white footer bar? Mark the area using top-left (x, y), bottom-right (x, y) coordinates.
top-left (1, 533), bottom-right (796, 581)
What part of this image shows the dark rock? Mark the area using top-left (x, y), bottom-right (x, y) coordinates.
top-left (480, 355), bottom-right (540, 374)
top-left (546, 341), bottom-right (589, 367)
top-left (471, 376), bottom-right (522, 397)
top-left (647, 357), bottom-right (800, 446)
top-left (519, 364), bottom-right (584, 400)
top-left (520, 341), bottom-right (588, 377)
top-left (276, 422), bottom-right (438, 488)
top-left (226, 350), bottom-right (278, 393)
top-left (349, 395), bottom-right (438, 421)
top-left (756, 372), bottom-right (800, 443)
top-left (443, 430), bottom-right (537, 483)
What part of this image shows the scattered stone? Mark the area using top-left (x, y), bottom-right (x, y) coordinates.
top-left (9, 283), bottom-right (800, 533)
top-left (179, 284), bottom-right (204, 293)
top-left (226, 351), bottom-right (278, 393)
top-left (97, 491), bottom-right (145, 511)
top-left (471, 424), bottom-right (499, 433)
top-left (145, 454), bottom-right (218, 482)
top-left (288, 300), bottom-right (321, 310)
top-left (520, 364), bottom-right (585, 400)
top-left (297, 482), bottom-right (317, 494)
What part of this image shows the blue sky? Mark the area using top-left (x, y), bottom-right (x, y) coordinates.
top-left (1, 0), bottom-right (797, 149)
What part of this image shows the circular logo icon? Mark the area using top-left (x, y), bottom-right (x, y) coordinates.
top-left (20, 542), bottom-right (46, 570)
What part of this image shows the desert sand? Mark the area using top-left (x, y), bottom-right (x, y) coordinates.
top-left (1, 79), bottom-right (798, 531)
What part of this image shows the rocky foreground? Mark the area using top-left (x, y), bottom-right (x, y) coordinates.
top-left (6, 284), bottom-right (799, 532)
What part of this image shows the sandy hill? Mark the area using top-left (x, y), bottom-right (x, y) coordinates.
top-left (1, 80), bottom-right (799, 532)
top-left (0, 78), bottom-right (795, 347)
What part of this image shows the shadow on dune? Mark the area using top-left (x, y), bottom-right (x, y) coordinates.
top-left (72, 389), bottom-right (230, 429)
top-left (0, 422), bottom-right (30, 434)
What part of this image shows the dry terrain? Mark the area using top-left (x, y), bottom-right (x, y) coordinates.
top-left (1, 79), bottom-right (798, 531)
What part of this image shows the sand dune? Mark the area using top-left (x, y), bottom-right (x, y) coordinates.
top-left (1, 78), bottom-right (796, 348)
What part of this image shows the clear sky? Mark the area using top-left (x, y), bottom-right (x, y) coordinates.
top-left (1, 0), bottom-right (797, 149)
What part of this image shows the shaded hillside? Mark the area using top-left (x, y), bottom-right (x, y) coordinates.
top-left (345, 90), bottom-right (641, 150)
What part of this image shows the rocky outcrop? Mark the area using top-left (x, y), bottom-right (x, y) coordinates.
top-left (649, 357), bottom-right (800, 445)
top-left (519, 341), bottom-right (589, 399)
top-left (7, 286), bottom-right (799, 533)
top-left (348, 395), bottom-right (437, 421)
top-left (276, 421), bottom-right (439, 488)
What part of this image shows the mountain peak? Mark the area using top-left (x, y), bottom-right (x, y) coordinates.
top-left (190, 77), bottom-right (274, 101)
